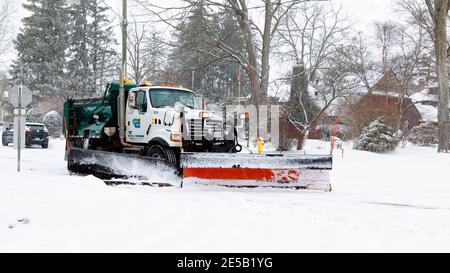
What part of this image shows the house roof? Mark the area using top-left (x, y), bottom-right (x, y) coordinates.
top-left (415, 104), bottom-right (438, 122)
top-left (371, 69), bottom-right (403, 93)
top-left (410, 88), bottom-right (438, 103)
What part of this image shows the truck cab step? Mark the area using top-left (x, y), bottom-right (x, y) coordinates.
top-left (123, 146), bottom-right (145, 154)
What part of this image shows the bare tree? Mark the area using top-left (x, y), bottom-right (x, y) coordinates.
top-left (276, 3), bottom-right (352, 85)
top-left (399, 0), bottom-right (450, 152)
top-left (0, 0), bottom-right (13, 109)
top-left (398, 0), bottom-right (435, 42)
top-left (0, 0), bottom-right (14, 57)
top-left (391, 26), bottom-right (429, 133)
top-left (273, 3), bottom-right (355, 145)
top-left (0, 71), bottom-right (8, 105)
top-left (426, 0), bottom-right (450, 152)
top-left (127, 22), bottom-right (147, 84)
top-left (374, 22), bottom-right (399, 75)
top-left (340, 32), bottom-right (378, 94)
top-left (134, 0), bottom-right (314, 106)
top-left (282, 49), bottom-right (360, 147)
top-left (126, 19), bottom-right (168, 84)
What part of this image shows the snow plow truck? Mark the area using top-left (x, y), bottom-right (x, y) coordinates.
top-left (63, 81), bottom-right (333, 191)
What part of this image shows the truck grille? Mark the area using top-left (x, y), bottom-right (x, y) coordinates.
top-left (189, 119), bottom-right (223, 140)
top-left (190, 119), bottom-right (203, 140)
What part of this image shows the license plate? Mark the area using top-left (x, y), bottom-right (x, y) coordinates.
top-left (34, 138), bottom-right (41, 141)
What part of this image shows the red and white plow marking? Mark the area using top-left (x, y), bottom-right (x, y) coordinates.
top-left (272, 169), bottom-right (300, 182)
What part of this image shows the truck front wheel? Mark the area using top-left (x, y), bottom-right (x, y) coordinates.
top-left (146, 144), bottom-right (177, 166)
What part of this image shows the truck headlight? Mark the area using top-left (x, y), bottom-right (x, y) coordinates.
top-left (199, 112), bottom-right (209, 119)
top-left (170, 133), bottom-right (181, 142)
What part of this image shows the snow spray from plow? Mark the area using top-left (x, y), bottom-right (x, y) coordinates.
top-left (68, 148), bottom-right (180, 186)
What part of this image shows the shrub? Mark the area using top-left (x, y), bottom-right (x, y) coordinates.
top-left (353, 118), bottom-right (398, 153)
top-left (43, 110), bottom-right (62, 137)
top-left (407, 122), bottom-right (438, 146)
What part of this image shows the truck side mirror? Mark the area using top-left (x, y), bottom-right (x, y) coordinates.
top-left (128, 92), bottom-right (136, 108)
top-left (196, 97), bottom-right (205, 110)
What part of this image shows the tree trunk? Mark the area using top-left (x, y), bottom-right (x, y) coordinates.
top-left (395, 93), bottom-right (405, 134)
top-left (232, 0), bottom-right (263, 107)
top-left (243, 24), bottom-right (261, 107)
top-left (259, 0), bottom-right (273, 105)
top-left (434, 0), bottom-right (450, 152)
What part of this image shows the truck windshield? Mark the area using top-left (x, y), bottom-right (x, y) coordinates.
top-left (149, 89), bottom-right (200, 109)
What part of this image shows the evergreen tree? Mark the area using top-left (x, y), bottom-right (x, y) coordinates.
top-left (144, 31), bottom-right (168, 83)
top-left (67, 0), bottom-right (117, 97)
top-left (88, 0), bottom-right (117, 95)
top-left (10, 0), bottom-right (69, 98)
top-left (169, 2), bottom-right (247, 102)
top-left (354, 118), bottom-right (399, 153)
top-left (170, 3), bottom-right (217, 90)
top-left (67, 0), bottom-right (91, 97)
top-left (212, 12), bottom-right (248, 101)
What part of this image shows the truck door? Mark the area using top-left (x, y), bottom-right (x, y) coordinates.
top-left (126, 90), bottom-right (151, 143)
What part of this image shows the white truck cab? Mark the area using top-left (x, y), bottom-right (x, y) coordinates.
top-left (125, 86), bottom-right (232, 161)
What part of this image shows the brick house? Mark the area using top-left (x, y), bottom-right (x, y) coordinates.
top-left (345, 70), bottom-right (425, 135)
top-left (348, 93), bottom-right (421, 134)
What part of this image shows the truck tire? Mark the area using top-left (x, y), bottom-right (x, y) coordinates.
top-left (2, 137), bottom-right (7, 146)
top-left (146, 144), bottom-right (177, 166)
top-left (165, 148), bottom-right (178, 166)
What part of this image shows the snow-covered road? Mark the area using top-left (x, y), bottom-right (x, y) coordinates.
top-left (1, 138), bottom-right (450, 252)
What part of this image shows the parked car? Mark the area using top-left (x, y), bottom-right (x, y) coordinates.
top-left (2, 123), bottom-right (49, 148)
top-left (2, 123), bottom-right (13, 146)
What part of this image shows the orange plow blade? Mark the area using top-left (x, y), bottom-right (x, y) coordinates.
top-left (181, 153), bottom-right (333, 191)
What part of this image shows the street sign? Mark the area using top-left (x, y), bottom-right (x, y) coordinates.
top-left (8, 85), bottom-right (32, 107)
top-left (9, 85), bottom-right (31, 172)
top-left (13, 115), bottom-right (25, 150)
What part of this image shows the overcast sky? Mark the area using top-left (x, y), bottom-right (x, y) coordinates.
top-left (0, 0), bottom-right (398, 73)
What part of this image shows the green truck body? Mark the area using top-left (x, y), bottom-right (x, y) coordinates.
top-left (64, 82), bottom-right (139, 141)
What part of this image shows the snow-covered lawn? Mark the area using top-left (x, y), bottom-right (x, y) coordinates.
top-left (1, 138), bottom-right (450, 252)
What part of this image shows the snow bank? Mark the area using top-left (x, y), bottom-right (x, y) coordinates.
top-left (1, 139), bottom-right (450, 252)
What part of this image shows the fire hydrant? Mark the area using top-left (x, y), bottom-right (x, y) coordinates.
top-left (256, 137), bottom-right (264, 155)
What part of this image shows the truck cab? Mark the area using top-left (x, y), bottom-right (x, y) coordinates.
top-left (126, 86), bottom-right (237, 161)
top-left (65, 83), bottom-right (241, 166)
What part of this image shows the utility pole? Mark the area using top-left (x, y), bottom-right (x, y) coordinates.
top-left (17, 85), bottom-right (22, 172)
top-left (122, 0), bottom-right (127, 78)
top-left (118, 0), bottom-right (130, 147)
